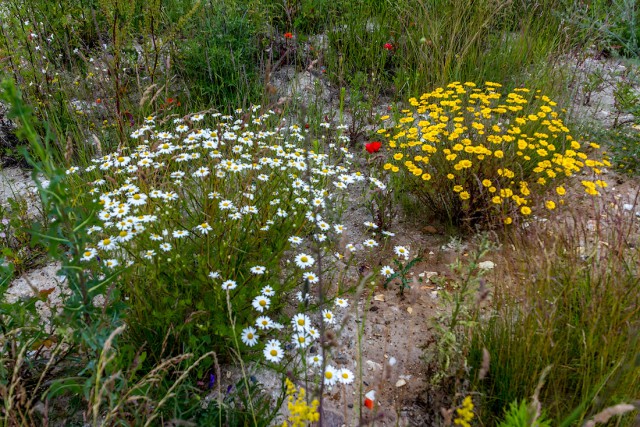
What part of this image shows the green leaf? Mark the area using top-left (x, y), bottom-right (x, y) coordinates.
top-left (404, 256), bottom-right (423, 271)
top-left (45, 377), bottom-right (85, 399)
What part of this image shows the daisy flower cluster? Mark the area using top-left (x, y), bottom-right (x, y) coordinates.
top-left (378, 82), bottom-right (610, 226)
top-left (66, 106), bottom-right (369, 387)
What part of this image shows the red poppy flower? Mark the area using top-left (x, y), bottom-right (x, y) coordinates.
top-left (284, 32), bottom-right (293, 39)
top-left (383, 43), bottom-right (393, 51)
top-left (365, 141), bottom-right (382, 153)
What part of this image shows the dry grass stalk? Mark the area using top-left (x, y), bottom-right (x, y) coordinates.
top-left (582, 403), bottom-right (636, 427)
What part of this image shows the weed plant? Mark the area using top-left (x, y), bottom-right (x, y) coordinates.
top-left (0, 197), bottom-right (47, 275)
top-left (568, 0), bottom-right (640, 58)
top-left (320, 0), bottom-right (578, 100)
top-left (582, 125), bottom-right (640, 176)
top-left (469, 204), bottom-right (640, 425)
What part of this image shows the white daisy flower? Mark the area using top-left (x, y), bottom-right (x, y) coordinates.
top-left (143, 250), bottom-right (156, 259)
top-left (241, 327), bottom-right (258, 346)
top-left (113, 156), bottom-right (131, 167)
top-left (194, 167), bottom-right (210, 177)
top-left (221, 280), bottom-right (237, 290)
top-left (338, 368), bottom-right (354, 384)
top-left (128, 193), bottom-right (148, 206)
top-left (335, 298), bottom-right (349, 308)
top-left (363, 239), bottom-right (378, 248)
top-left (98, 238), bottom-right (117, 251)
top-left (381, 266), bottom-right (395, 277)
top-left (104, 259), bottom-right (119, 268)
top-left (302, 272), bottom-right (319, 284)
top-left (163, 191), bottom-right (178, 201)
top-left (364, 221), bottom-right (378, 229)
top-left (323, 365), bottom-right (338, 386)
top-left (307, 354), bottom-right (323, 367)
top-left (195, 222), bottom-right (212, 234)
top-left (159, 242), bottom-right (172, 252)
top-left (263, 339), bottom-right (284, 363)
top-left (322, 309), bottom-right (335, 324)
top-left (252, 295), bottom-right (270, 312)
top-left (255, 316), bottom-right (273, 330)
top-left (307, 327), bottom-right (320, 339)
top-left (292, 332), bottom-right (311, 349)
top-left (250, 266), bottom-right (266, 275)
top-left (312, 197), bottom-right (325, 209)
top-left (394, 246), bottom-right (410, 259)
top-left (116, 230), bottom-right (134, 243)
top-left (294, 253), bottom-right (315, 268)
top-left (288, 236), bottom-right (303, 246)
top-left (172, 230), bottom-right (189, 238)
top-left (291, 313), bottom-right (311, 331)
top-left (80, 248), bottom-right (98, 261)
top-left (261, 285), bottom-right (275, 296)
top-left (219, 200), bottom-right (235, 210)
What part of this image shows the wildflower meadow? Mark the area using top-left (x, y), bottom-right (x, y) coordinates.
top-left (1, 0), bottom-right (639, 426)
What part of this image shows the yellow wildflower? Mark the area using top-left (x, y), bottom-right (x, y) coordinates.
top-left (454, 396), bottom-right (475, 427)
top-left (282, 379), bottom-right (320, 427)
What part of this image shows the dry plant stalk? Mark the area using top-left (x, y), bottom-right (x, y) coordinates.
top-left (582, 403), bottom-right (636, 427)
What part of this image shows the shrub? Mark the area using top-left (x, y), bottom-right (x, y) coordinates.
top-left (379, 82), bottom-right (610, 228)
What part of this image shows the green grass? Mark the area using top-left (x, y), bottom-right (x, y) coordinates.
top-left (469, 214), bottom-right (640, 425)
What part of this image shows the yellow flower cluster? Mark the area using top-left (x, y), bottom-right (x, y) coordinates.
top-left (379, 82), bottom-right (609, 225)
top-left (281, 379), bottom-right (320, 427)
top-left (454, 396), bottom-right (474, 427)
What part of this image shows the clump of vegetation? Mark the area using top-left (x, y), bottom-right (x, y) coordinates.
top-left (68, 106), bottom-right (364, 372)
top-left (468, 209), bottom-right (640, 425)
top-left (380, 82), bottom-right (610, 228)
top-left (584, 125), bottom-right (640, 176)
top-left (0, 80), bottom-right (369, 424)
